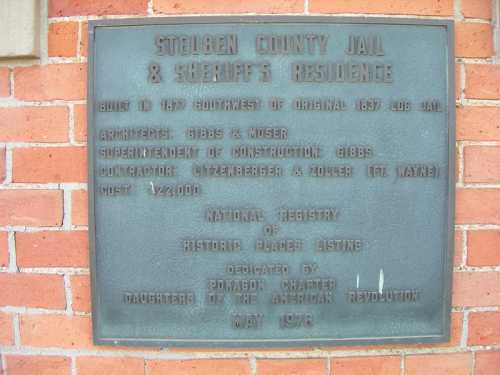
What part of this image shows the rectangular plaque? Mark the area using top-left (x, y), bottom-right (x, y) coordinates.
top-left (88, 16), bottom-right (455, 347)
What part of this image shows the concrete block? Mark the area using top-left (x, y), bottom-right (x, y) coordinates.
top-left (0, 0), bottom-right (40, 58)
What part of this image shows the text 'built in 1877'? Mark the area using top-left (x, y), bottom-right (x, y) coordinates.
top-left (87, 17), bottom-right (455, 347)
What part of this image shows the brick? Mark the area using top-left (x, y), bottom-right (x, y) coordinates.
top-left (257, 359), bottom-right (326, 375)
top-left (457, 106), bottom-right (500, 141)
top-left (74, 104), bottom-right (87, 142)
top-left (0, 273), bottom-right (65, 309)
top-left (0, 68), bottom-right (10, 97)
top-left (461, 0), bottom-right (492, 19)
top-left (454, 230), bottom-right (463, 266)
top-left (0, 107), bottom-right (68, 143)
top-left (5, 356), bottom-right (71, 375)
top-left (153, 0), bottom-right (303, 14)
top-left (147, 359), bottom-right (250, 375)
top-left (20, 315), bottom-right (92, 348)
top-left (0, 190), bottom-right (63, 226)
top-left (475, 351), bottom-right (500, 375)
top-left (456, 189), bottom-right (500, 224)
top-left (49, 22), bottom-right (78, 57)
top-left (464, 146), bottom-right (500, 183)
top-left (0, 312), bottom-right (14, 345)
top-left (50, 0), bottom-right (148, 16)
top-left (0, 146), bottom-right (5, 183)
top-left (16, 231), bottom-right (89, 268)
top-left (455, 23), bottom-right (494, 58)
top-left (453, 272), bottom-right (500, 307)
top-left (0, 232), bottom-right (7, 267)
top-left (80, 22), bottom-right (88, 58)
top-left (14, 64), bottom-right (86, 101)
top-left (310, 0), bottom-right (453, 15)
top-left (405, 353), bottom-right (472, 375)
top-left (71, 274), bottom-right (91, 312)
top-left (465, 65), bottom-right (500, 100)
top-left (468, 230), bottom-right (500, 266)
top-left (468, 312), bottom-right (500, 345)
top-left (77, 357), bottom-right (144, 375)
top-left (331, 356), bottom-right (400, 375)
top-left (72, 190), bottom-right (88, 226)
top-left (13, 147), bottom-right (87, 183)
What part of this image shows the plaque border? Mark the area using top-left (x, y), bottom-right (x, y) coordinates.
top-left (87, 16), bottom-right (456, 347)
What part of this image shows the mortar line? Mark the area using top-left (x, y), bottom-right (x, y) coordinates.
top-left (64, 273), bottom-right (74, 315)
top-left (147, 0), bottom-right (154, 16)
top-left (325, 355), bottom-right (331, 375)
top-left (460, 62), bottom-right (466, 104)
top-left (462, 230), bottom-right (468, 267)
top-left (68, 103), bottom-right (76, 144)
top-left (400, 353), bottom-right (405, 375)
top-left (77, 21), bottom-right (83, 59)
top-left (1, 352), bottom-right (7, 375)
top-left (4, 145), bottom-right (13, 184)
top-left (461, 309), bottom-right (470, 347)
top-left (13, 313), bottom-right (21, 348)
top-left (2, 345), bottom-right (500, 360)
top-left (249, 356), bottom-right (257, 375)
top-left (454, 0), bottom-right (462, 20)
top-left (304, 0), bottom-right (309, 15)
top-left (7, 232), bottom-right (17, 273)
top-left (471, 350), bottom-right (476, 375)
top-left (63, 188), bottom-right (73, 230)
top-left (71, 355), bottom-right (78, 375)
top-left (39, 0), bottom-right (49, 66)
top-left (8, 67), bottom-right (14, 99)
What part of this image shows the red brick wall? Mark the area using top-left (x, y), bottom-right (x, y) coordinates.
top-left (1, 1), bottom-right (499, 374)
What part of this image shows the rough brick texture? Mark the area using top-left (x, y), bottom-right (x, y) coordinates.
top-left (48, 22), bottom-right (79, 57)
top-left (464, 146), bottom-right (500, 182)
top-left (457, 106), bottom-right (500, 141)
top-left (153, 0), bottom-right (303, 14)
top-left (147, 359), bottom-right (251, 375)
top-left (0, 273), bottom-right (65, 309)
top-left (72, 190), bottom-right (88, 226)
top-left (475, 351), bottom-right (500, 375)
top-left (468, 312), bottom-right (500, 346)
top-left (16, 231), bottom-right (89, 268)
top-left (455, 23), bottom-right (494, 58)
top-left (456, 189), bottom-right (500, 224)
top-left (405, 353), bottom-right (472, 375)
top-left (49, 0), bottom-right (148, 16)
top-left (77, 357), bottom-right (144, 375)
top-left (465, 65), bottom-right (500, 99)
top-left (20, 315), bottom-right (93, 349)
top-left (331, 356), bottom-right (401, 375)
top-left (13, 147), bottom-right (87, 183)
top-left (0, 190), bottom-right (63, 226)
top-left (468, 230), bottom-right (500, 266)
top-left (461, 0), bottom-right (492, 19)
top-left (310, 0), bottom-right (453, 15)
top-left (0, 68), bottom-right (10, 97)
top-left (14, 64), bottom-right (86, 101)
top-left (452, 272), bottom-right (500, 307)
top-left (257, 359), bottom-right (327, 375)
top-left (71, 274), bottom-right (91, 312)
top-left (0, 313), bottom-right (14, 345)
top-left (0, 231), bottom-right (8, 267)
top-left (0, 107), bottom-right (68, 143)
top-left (74, 104), bottom-right (87, 142)
top-left (5, 355), bottom-right (71, 375)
